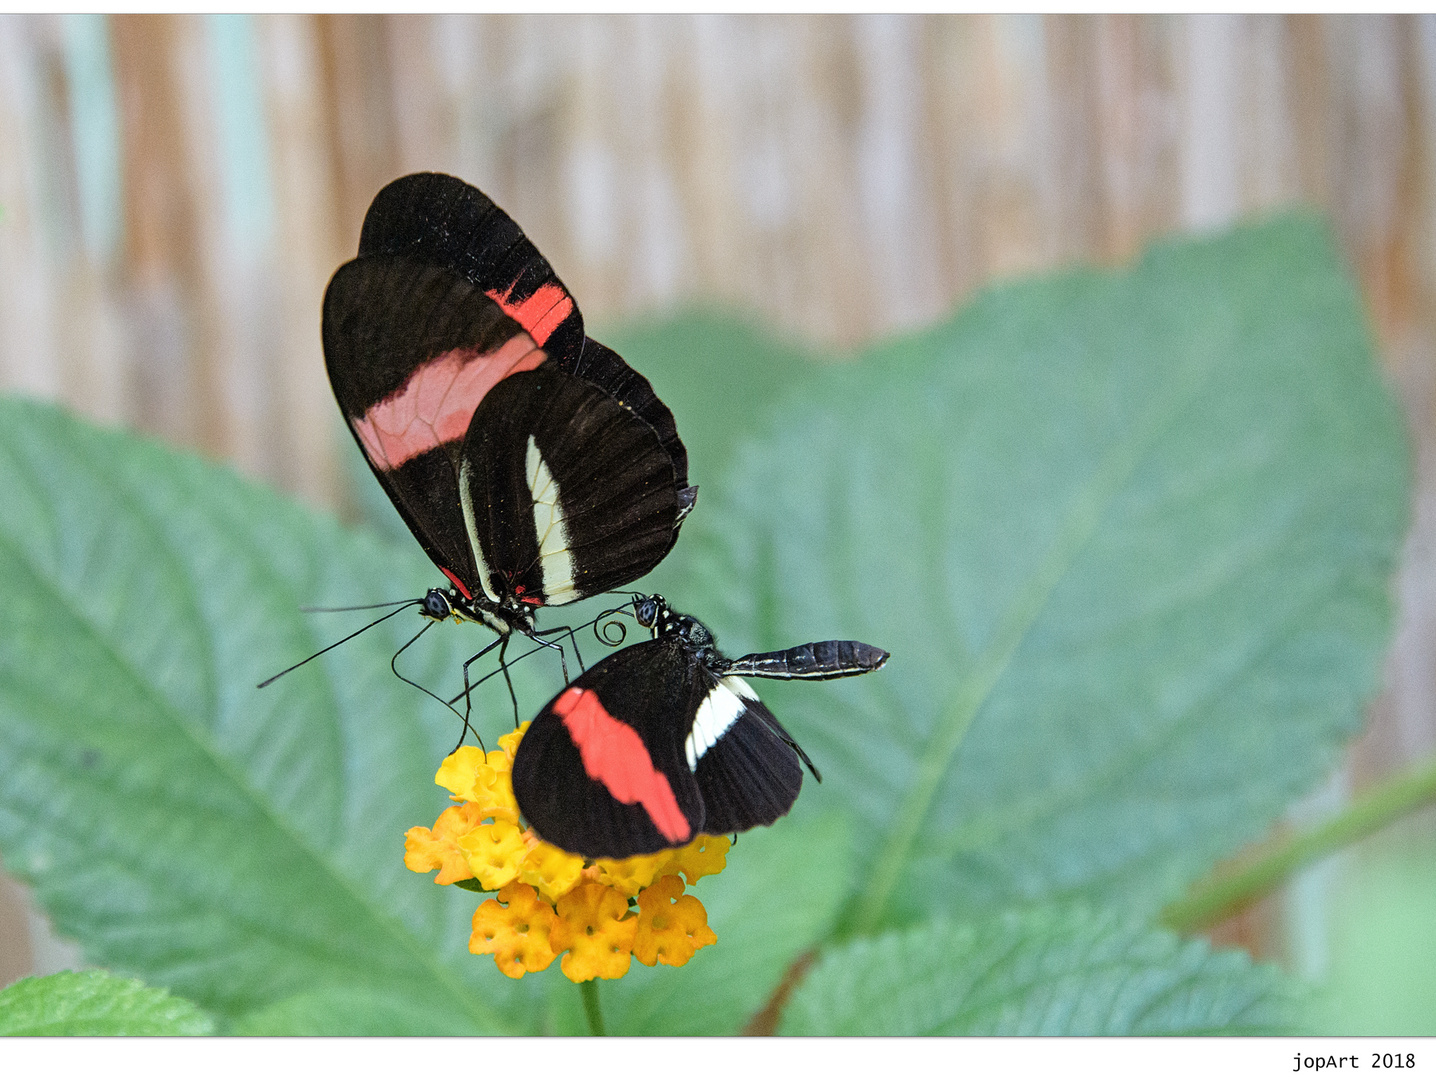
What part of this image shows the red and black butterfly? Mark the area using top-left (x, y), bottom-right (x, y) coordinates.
top-left (511, 595), bottom-right (889, 859)
top-left (320, 173), bottom-right (696, 651)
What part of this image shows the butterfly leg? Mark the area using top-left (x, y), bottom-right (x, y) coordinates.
top-left (459, 633), bottom-right (509, 731)
top-left (532, 623), bottom-right (586, 673)
top-left (497, 635), bottom-right (521, 728)
top-left (519, 627), bottom-right (570, 684)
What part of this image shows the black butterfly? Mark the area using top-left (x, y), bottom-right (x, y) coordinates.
top-left (278, 173), bottom-right (695, 691)
top-left (511, 595), bottom-right (889, 859)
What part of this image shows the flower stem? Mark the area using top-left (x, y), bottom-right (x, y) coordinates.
top-left (1162, 753), bottom-right (1436, 934)
top-left (580, 979), bottom-right (606, 1036)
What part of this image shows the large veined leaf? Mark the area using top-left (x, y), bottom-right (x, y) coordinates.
top-left (0, 970), bottom-right (212, 1036)
top-left (0, 399), bottom-right (563, 1032)
top-left (780, 907), bottom-right (1299, 1035)
top-left (668, 216), bottom-right (1408, 932)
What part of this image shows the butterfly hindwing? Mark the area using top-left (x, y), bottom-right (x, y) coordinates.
top-left (459, 368), bottom-right (686, 607)
top-left (685, 675), bottom-right (804, 836)
top-left (512, 638), bottom-right (705, 859)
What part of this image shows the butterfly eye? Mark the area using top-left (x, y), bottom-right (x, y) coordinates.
top-left (422, 589), bottom-right (452, 620)
top-left (635, 597), bottom-right (659, 627)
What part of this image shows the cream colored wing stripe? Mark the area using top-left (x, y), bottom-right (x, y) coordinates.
top-left (685, 676), bottom-right (759, 771)
top-left (458, 457), bottom-right (499, 604)
top-left (526, 436), bottom-right (578, 603)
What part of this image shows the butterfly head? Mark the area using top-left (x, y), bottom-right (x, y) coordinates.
top-left (420, 588), bottom-right (455, 621)
top-left (633, 594), bottom-right (716, 654)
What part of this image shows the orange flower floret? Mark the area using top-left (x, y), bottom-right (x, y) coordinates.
top-left (403, 802), bottom-right (486, 885)
top-left (632, 875), bottom-right (717, 968)
top-left (518, 839), bottom-right (586, 904)
top-left (458, 818), bottom-right (527, 890)
top-left (470, 883), bottom-right (561, 978)
top-left (553, 882), bottom-right (637, 982)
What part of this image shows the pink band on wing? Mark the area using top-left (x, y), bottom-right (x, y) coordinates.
top-left (552, 686), bottom-right (691, 844)
top-left (351, 334), bottom-right (545, 469)
top-left (486, 282), bottom-right (574, 347)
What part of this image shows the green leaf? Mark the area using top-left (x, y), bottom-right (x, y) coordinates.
top-left (673, 216), bottom-right (1408, 931)
top-left (0, 398), bottom-right (561, 1032)
top-left (598, 310), bottom-right (819, 496)
top-left (780, 907), bottom-right (1299, 1035)
top-left (0, 970), bottom-right (213, 1035)
top-left (230, 985), bottom-right (477, 1036)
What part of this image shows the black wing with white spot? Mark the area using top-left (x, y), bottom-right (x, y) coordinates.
top-left (685, 674), bottom-right (806, 837)
top-left (459, 367), bottom-right (688, 607)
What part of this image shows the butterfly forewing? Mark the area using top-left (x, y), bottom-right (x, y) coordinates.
top-left (324, 256), bottom-right (549, 596)
top-left (322, 172), bottom-right (694, 610)
top-left (356, 172), bottom-right (586, 366)
top-left (513, 634), bottom-right (813, 859)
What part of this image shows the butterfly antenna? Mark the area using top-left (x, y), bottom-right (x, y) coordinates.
top-left (258, 602), bottom-right (417, 688)
top-left (300, 597), bottom-right (423, 613)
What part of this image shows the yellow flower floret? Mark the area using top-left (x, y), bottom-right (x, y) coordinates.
top-left (632, 874), bottom-right (717, 968)
top-left (470, 882), bottom-right (561, 977)
top-left (517, 838), bottom-right (586, 903)
top-left (406, 721), bottom-right (723, 982)
top-left (553, 882), bottom-right (637, 982)
top-left (496, 721), bottom-right (529, 759)
top-left (434, 745), bottom-right (516, 820)
top-left (593, 851), bottom-right (672, 898)
top-left (662, 834), bottom-right (730, 885)
top-left (458, 817), bottom-right (528, 890)
top-left (403, 802), bottom-right (485, 885)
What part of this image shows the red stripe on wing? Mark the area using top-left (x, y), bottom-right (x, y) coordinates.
top-left (350, 334), bottom-right (545, 469)
top-left (440, 567), bottom-right (472, 600)
top-left (486, 282), bottom-right (574, 348)
top-left (551, 685), bottom-right (691, 844)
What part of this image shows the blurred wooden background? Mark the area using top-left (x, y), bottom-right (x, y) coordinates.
top-left (2, 13), bottom-right (1434, 988)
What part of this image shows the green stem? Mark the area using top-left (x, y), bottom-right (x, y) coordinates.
top-left (580, 979), bottom-right (606, 1036)
top-left (1162, 754), bottom-right (1436, 934)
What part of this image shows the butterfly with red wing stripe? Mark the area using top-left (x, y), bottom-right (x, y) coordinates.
top-left (321, 173), bottom-right (696, 646)
top-left (512, 595), bottom-right (889, 859)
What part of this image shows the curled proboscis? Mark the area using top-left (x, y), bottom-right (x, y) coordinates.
top-left (593, 606), bottom-right (633, 647)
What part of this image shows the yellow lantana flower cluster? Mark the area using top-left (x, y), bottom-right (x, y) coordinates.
top-left (404, 723), bottom-right (725, 982)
